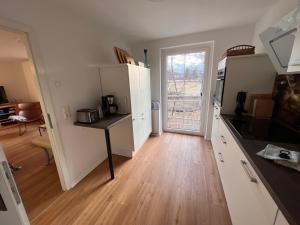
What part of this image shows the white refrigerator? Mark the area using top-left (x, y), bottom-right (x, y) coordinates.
top-left (0, 145), bottom-right (30, 225)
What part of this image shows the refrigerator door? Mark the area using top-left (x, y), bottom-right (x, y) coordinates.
top-left (0, 146), bottom-right (30, 225)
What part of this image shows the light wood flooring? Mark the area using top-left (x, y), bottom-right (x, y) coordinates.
top-left (31, 133), bottom-right (231, 225)
top-left (0, 123), bottom-right (63, 221)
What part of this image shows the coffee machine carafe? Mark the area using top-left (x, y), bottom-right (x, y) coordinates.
top-left (235, 91), bottom-right (248, 116)
top-left (102, 95), bottom-right (118, 115)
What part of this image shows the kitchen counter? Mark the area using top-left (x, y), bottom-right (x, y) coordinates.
top-left (221, 114), bottom-right (300, 225)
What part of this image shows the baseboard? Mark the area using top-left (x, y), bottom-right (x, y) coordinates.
top-left (70, 156), bottom-right (106, 188)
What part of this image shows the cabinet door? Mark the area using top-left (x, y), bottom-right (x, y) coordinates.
top-left (128, 66), bottom-right (142, 150)
top-left (139, 67), bottom-right (152, 136)
top-left (211, 105), bottom-right (221, 151)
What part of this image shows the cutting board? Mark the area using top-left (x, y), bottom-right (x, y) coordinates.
top-left (252, 99), bottom-right (274, 118)
top-left (248, 93), bottom-right (272, 114)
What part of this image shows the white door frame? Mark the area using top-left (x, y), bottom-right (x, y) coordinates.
top-left (161, 42), bottom-right (213, 136)
top-left (0, 18), bottom-right (71, 190)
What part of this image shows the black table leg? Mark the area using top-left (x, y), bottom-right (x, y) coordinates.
top-left (104, 129), bottom-right (114, 179)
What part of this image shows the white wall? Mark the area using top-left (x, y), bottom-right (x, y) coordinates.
top-left (0, 0), bottom-right (132, 187)
top-left (131, 24), bottom-right (255, 139)
top-left (22, 60), bottom-right (40, 102)
top-left (252, 0), bottom-right (298, 53)
top-left (0, 60), bottom-right (32, 102)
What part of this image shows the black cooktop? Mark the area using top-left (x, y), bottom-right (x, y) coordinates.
top-left (227, 116), bottom-right (300, 144)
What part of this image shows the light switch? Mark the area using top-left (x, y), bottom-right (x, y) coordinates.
top-left (54, 80), bottom-right (62, 88)
top-left (62, 106), bottom-right (71, 119)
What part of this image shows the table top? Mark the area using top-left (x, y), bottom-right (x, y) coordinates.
top-left (0, 103), bottom-right (18, 110)
top-left (74, 113), bottom-right (131, 130)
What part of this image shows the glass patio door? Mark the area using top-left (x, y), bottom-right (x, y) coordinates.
top-left (164, 51), bottom-right (206, 133)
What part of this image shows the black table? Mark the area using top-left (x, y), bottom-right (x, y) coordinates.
top-left (74, 113), bottom-right (131, 179)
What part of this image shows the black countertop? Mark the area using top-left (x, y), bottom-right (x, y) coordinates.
top-left (74, 114), bottom-right (131, 130)
top-left (221, 114), bottom-right (300, 225)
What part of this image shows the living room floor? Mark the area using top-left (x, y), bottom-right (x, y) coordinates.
top-left (0, 123), bottom-right (63, 220)
top-left (31, 133), bottom-right (231, 225)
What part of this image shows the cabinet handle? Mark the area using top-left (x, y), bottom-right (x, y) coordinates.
top-left (240, 160), bottom-right (257, 183)
top-left (220, 135), bottom-right (227, 144)
top-left (218, 153), bottom-right (224, 163)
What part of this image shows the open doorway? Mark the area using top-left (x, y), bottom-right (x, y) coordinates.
top-left (0, 27), bottom-right (63, 221)
top-left (162, 44), bottom-right (211, 135)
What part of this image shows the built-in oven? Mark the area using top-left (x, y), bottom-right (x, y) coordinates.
top-left (214, 67), bottom-right (226, 106)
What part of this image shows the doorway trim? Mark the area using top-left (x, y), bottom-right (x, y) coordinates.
top-left (161, 41), bottom-right (214, 136)
top-left (0, 18), bottom-right (71, 190)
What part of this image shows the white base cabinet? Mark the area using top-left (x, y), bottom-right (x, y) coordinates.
top-left (100, 64), bottom-right (152, 157)
top-left (211, 105), bottom-right (289, 225)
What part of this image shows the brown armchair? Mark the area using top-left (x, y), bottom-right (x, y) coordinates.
top-left (16, 103), bottom-right (44, 134)
top-left (18, 102), bottom-right (43, 123)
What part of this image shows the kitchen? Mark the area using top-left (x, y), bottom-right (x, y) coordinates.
top-left (0, 0), bottom-right (299, 225)
top-left (211, 7), bottom-right (300, 225)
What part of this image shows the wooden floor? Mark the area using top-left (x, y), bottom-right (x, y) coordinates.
top-left (31, 133), bottom-right (231, 225)
top-left (0, 123), bottom-right (63, 221)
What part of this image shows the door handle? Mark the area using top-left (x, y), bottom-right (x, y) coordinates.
top-left (220, 135), bottom-right (227, 144)
top-left (218, 153), bottom-right (224, 163)
top-left (240, 160), bottom-right (257, 183)
top-left (215, 115), bottom-right (220, 120)
top-left (47, 113), bottom-right (53, 129)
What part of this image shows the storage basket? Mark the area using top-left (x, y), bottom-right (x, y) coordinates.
top-left (222, 45), bottom-right (255, 58)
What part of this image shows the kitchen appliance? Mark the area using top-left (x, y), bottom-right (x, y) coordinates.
top-left (102, 95), bottom-right (118, 115)
top-left (0, 145), bottom-right (30, 225)
top-left (214, 60), bottom-right (226, 106)
top-left (228, 116), bottom-right (300, 144)
top-left (76, 108), bottom-right (99, 123)
top-left (260, 7), bottom-right (300, 73)
top-left (235, 91), bottom-right (247, 116)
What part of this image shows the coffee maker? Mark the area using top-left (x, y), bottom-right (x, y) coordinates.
top-left (235, 91), bottom-right (248, 116)
top-left (102, 95), bottom-right (118, 115)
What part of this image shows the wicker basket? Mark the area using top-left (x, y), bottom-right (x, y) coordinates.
top-left (222, 45), bottom-right (255, 58)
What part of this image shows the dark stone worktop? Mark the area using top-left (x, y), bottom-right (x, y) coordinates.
top-left (221, 114), bottom-right (300, 225)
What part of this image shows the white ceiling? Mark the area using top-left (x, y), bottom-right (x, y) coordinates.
top-left (0, 29), bottom-right (28, 60)
top-left (56, 0), bottom-right (276, 42)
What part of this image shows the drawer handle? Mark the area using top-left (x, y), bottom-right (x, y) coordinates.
top-left (215, 115), bottom-right (220, 120)
top-left (240, 160), bottom-right (257, 183)
top-left (220, 135), bottom-right (227, 144)
top-left (218, 153), bottom-right (224, 163)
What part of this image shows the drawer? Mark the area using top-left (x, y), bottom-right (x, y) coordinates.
top-left (236, 147), bottom-right (278, 224)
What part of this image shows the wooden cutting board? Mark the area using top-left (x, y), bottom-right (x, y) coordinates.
top-left (248, 93), bottom-right (272, 114)
top-left (252, 99), bottom-right (274, 118)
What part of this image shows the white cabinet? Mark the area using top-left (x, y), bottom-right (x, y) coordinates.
top-left (275, 211), bottom-right (290, 225)
top-left (211, 116), bottom-right (278, 225)
top-left (100, 64), bottom-right (152, 157)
